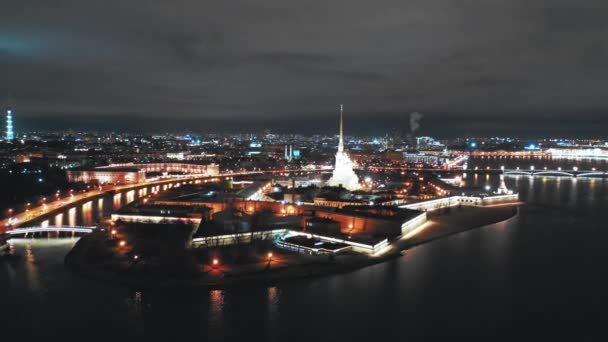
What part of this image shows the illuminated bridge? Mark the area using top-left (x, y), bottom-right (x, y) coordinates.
top-left (364, 166), bottom-right (608, 178)
top-left (2, 166), bottom-right (604, 234)
top-left (6, 225), bottom-right (97, 236)
top-left (0, 169), bottom-right (329, 232)
top-left (501, 169), bottom-right (607, 177)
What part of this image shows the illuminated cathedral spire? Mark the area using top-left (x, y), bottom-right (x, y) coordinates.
top-left (327, 104), bottom-right (360, 190)
top-left (338, 104), bottom-right (344, 152)
top-left (5, 109), bottom-right (14, 141)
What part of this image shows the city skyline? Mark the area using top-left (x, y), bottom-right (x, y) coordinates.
top-left (3, 107), bottom-right (608, 139)
top-left (4, 2), bottom-right (608, 340)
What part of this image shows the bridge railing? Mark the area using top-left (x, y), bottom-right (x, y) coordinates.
top-left (6, 226), bottom-right (97, 235)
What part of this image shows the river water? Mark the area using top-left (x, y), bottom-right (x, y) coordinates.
top-left (2, 157), bottom-right (608, 340)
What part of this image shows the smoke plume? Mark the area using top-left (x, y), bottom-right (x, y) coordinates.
top-left (409, 112), bottom-right (423, 133)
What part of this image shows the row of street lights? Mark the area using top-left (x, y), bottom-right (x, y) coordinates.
top-left (210, 252), bottom-right (274, 269)
top-left (501, 165), bottom-right (591, 171)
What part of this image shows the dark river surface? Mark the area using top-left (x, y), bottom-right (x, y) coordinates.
top-left (2, 157), bottom-right (608, 340)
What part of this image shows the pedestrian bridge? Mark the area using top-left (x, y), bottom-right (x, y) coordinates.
top-left (6, 225), bottom-right (97, 236)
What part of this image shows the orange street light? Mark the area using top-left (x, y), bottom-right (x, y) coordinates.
top-left (267, 252), bottom-right (273, 260)
top-left (212, 258), bottom-right (219, 266)
top-left (119, 240), bottom-right (126, 247)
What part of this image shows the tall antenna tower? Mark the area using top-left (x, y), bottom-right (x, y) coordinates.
top-left (4, 93), bottom-right (15, 141)
top-left (5, 109), bottom-right (14, 141)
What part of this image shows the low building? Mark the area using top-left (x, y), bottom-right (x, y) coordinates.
top-left (67, 162), bottom-right (219, 184)
top-left (111, 203), bottom-right (211, 225)
top-left (112, 183), bottom-right (431, 255)
top-left (402, 152), bottom-right (447, 166)
top-left (304, 217), bottom-right (341, 235)
top-left (236, 180), bottom-right (273, 200)
top-left (276, 235), bottom-right (351, 255)
top-left (67, 167), bottom-right (145, 184)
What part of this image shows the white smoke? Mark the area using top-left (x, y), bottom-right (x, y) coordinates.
top-left (409, 112), bottom-right (423, 133)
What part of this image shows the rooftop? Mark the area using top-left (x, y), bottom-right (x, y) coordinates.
top-left (282, 235), bottom-right (349, 251)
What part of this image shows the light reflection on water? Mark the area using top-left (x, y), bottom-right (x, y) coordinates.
top-left (81, 201), bottom-right (93, 226)
top-left (68, 207), bottom-right (76, 226)
top-left (125, 290), bottom-right (146, 334)
top-left (24, 243), bottom-right (40, 294)
top-left (209, 289), bottom-right (225, 339)
top-left (2, 174), bottom-right (608, 339)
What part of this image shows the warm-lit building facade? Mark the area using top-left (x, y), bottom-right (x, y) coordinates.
top-left (66, 162), bottom-right (220, 184)
top-left (67, 168), bottom-right (145, 184)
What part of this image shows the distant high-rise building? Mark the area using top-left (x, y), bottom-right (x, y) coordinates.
top-left (5, 109), bottom-right (14, 141)
top-left (285, 144), bottom-right (294, 161)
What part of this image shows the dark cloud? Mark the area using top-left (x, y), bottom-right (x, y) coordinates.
top-left (1, 0), bottom-right (608, 137)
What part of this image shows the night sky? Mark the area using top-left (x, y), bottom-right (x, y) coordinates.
top-left (2, 1), bottom-right (608, 137)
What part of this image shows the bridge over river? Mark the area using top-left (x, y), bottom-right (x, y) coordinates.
top-left (2, 165), bottom-right (604, 234)
top-left (6, 225), bottom-right (97, 237)
top-left (0, 169), bottom-right (329, 233)
top-left (364, 165), bottom-right (608, 178)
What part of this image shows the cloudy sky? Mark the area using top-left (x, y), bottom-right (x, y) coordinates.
top-left (2, 0), bottom-right (608, 136)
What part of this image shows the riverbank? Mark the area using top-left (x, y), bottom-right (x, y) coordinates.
top-left (65, 232), bottom-right (402, 289)
top-left (397, 204), bottom-right (519, 250)
top-left (65, 203), bottom-right (520, 288)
